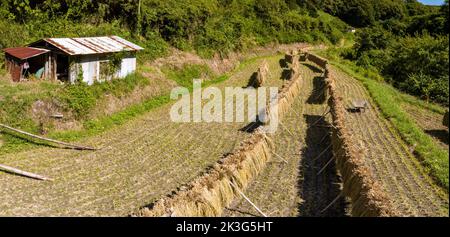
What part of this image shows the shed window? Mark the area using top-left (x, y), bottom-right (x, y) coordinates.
top-left (99, 60), bottom-right (112, 81)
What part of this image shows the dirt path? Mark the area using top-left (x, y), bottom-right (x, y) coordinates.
top-left (330, 65), bottom-right (448, 216)
top-left (223, 62), bottom-right (348, 217)
top-left (0, 55), bottom-right (284, 216)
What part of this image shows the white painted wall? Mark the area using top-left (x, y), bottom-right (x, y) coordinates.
top-left (118, 56), bottom-right (137, 78)
top-left (69, 53), bottom-right (137, 85)
top-left (81, 55), bottom-right (99, 85)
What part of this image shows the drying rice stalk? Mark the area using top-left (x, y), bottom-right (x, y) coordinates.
top-left (316, 55), bottom-right (398, 217)
top-left (134, 56), bottom-right (305, 217)
top-left (304, 53), bottom-right (328, 69)
top-left (248, 61), bottom-right (269, 88)
top-left (134, 130), bottom-right (273, 217)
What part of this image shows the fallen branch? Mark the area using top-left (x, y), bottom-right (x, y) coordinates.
top-left (0, 123), bottom-right (97, 151)
top-left (229, 181), bottom-right (268, 217)
top-left (0, 164), bottom-right (53, 181)
top-left (287, 107), bottom-right (302, 118)
top-left (313, 125), bottom-right (332, 128)
top-left (311, 85), bottom-right (327, 101)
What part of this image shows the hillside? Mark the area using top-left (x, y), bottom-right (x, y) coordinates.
top-left (0, 0), bottom-right (448, 218)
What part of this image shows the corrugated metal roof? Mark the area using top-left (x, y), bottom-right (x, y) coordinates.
top-left (2, 47), bottom-right (50, 60)
top-left (34, 36), bottom-right (143, 56)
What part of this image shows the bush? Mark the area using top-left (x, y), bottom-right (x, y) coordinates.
top-left (56, 73), bottom-right (150, 118)
top-left (384, 34), bottom-right (449, 104)
top-left (349, 23), bottom-right (448, 105)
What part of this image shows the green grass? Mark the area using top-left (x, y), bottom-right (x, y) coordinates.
top-left (319, 53), bottom-right (449, 190)
top-left (163, 64), bottom-right (214, 90)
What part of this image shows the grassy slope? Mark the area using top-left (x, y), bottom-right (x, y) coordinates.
top-left (315, 49), bottom-right (449, 190)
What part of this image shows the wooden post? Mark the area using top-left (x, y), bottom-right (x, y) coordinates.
top-left (320, 192), bottom-right (342, 213)
top-left (312, 144), bottom-right (332, 162)
top-left (0, 123), bottom-right (97, 151)
top-left (0, 164), bottom-right (53, 181)
top-left (317, 157), bottom-right (335, 175)
top-left (229, 181), bottom-right (268, 217)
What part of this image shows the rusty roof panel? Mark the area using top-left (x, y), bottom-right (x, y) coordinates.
top-left (2, 47), bottom-right (50, 60)
top-left (41, 36), bottom-right (143, 55)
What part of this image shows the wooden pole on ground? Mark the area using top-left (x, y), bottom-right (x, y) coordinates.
top-left (279, 122), bottom-right (295, 136)
top-left (312, 143), bottom-right (332, 162)
top-left (0, 123), bottom-right (97, 151)
top-left (309, 110), bottom-right (330, 127)
top-left (318, 132), bottom-right (330, 144)
top-left (0, 164), bottom-right (53, 181)
top-left (320, 192), bottom-right (343, 213)
top-left (317, 157), bottom-right (335, 175)
top-left (229, 181), bottom-right (268, 217)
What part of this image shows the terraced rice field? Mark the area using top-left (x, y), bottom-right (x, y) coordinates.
top-left (1, 51), bottom-right (447, 217)
top-left (0, 55), bottom-right (284, 216)
top-left (329, 65), bottom-right (448, 216)
top-left (223, 61), bottom-right (448, 217)
top-left (223, 62), bottom-right (348, 217)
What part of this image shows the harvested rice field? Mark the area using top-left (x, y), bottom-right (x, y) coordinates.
top-left (0, 51), bottom-right (448, 217)
top-left (223, 62), bottom-right (348, 217)
top-left (222, 60), bottom-right (448, 217)
top-left (329, 65), bottom-right (448, 216)
top-left (0, 55), bottom-right (284, 216)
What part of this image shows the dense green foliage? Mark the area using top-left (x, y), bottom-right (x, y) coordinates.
top-left (329, 0), bottom-right (449, 105)
top-left (0, 0), bottom-right (349, 61)
top-left (302, 0), bottom-right (441, 27)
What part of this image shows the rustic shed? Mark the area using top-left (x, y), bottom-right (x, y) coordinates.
top-left (2, 47), bottom-right (50, 82)
top-left (2, 36), bottom-right (143, 85)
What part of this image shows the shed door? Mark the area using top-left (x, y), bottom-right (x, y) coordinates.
top-left (11, 62), bottom-right (22, 82)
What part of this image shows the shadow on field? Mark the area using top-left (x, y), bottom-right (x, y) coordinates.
top-left (297, 114), bottom-right (348, 217)
top-left (280, 69), bottom-right (292, 80)
top-left (279, 58), bottom-right (288, 68)
top-left (306, 76), bottom-right (326, 104)
top-left (425, 129), bottom-right (449, 145)
top-left (239, 120), bottom-right (263, 133)
top-left (301, 62), bottom-right (323, 74)
top-left (244, 72), bottom-right (258, 88)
